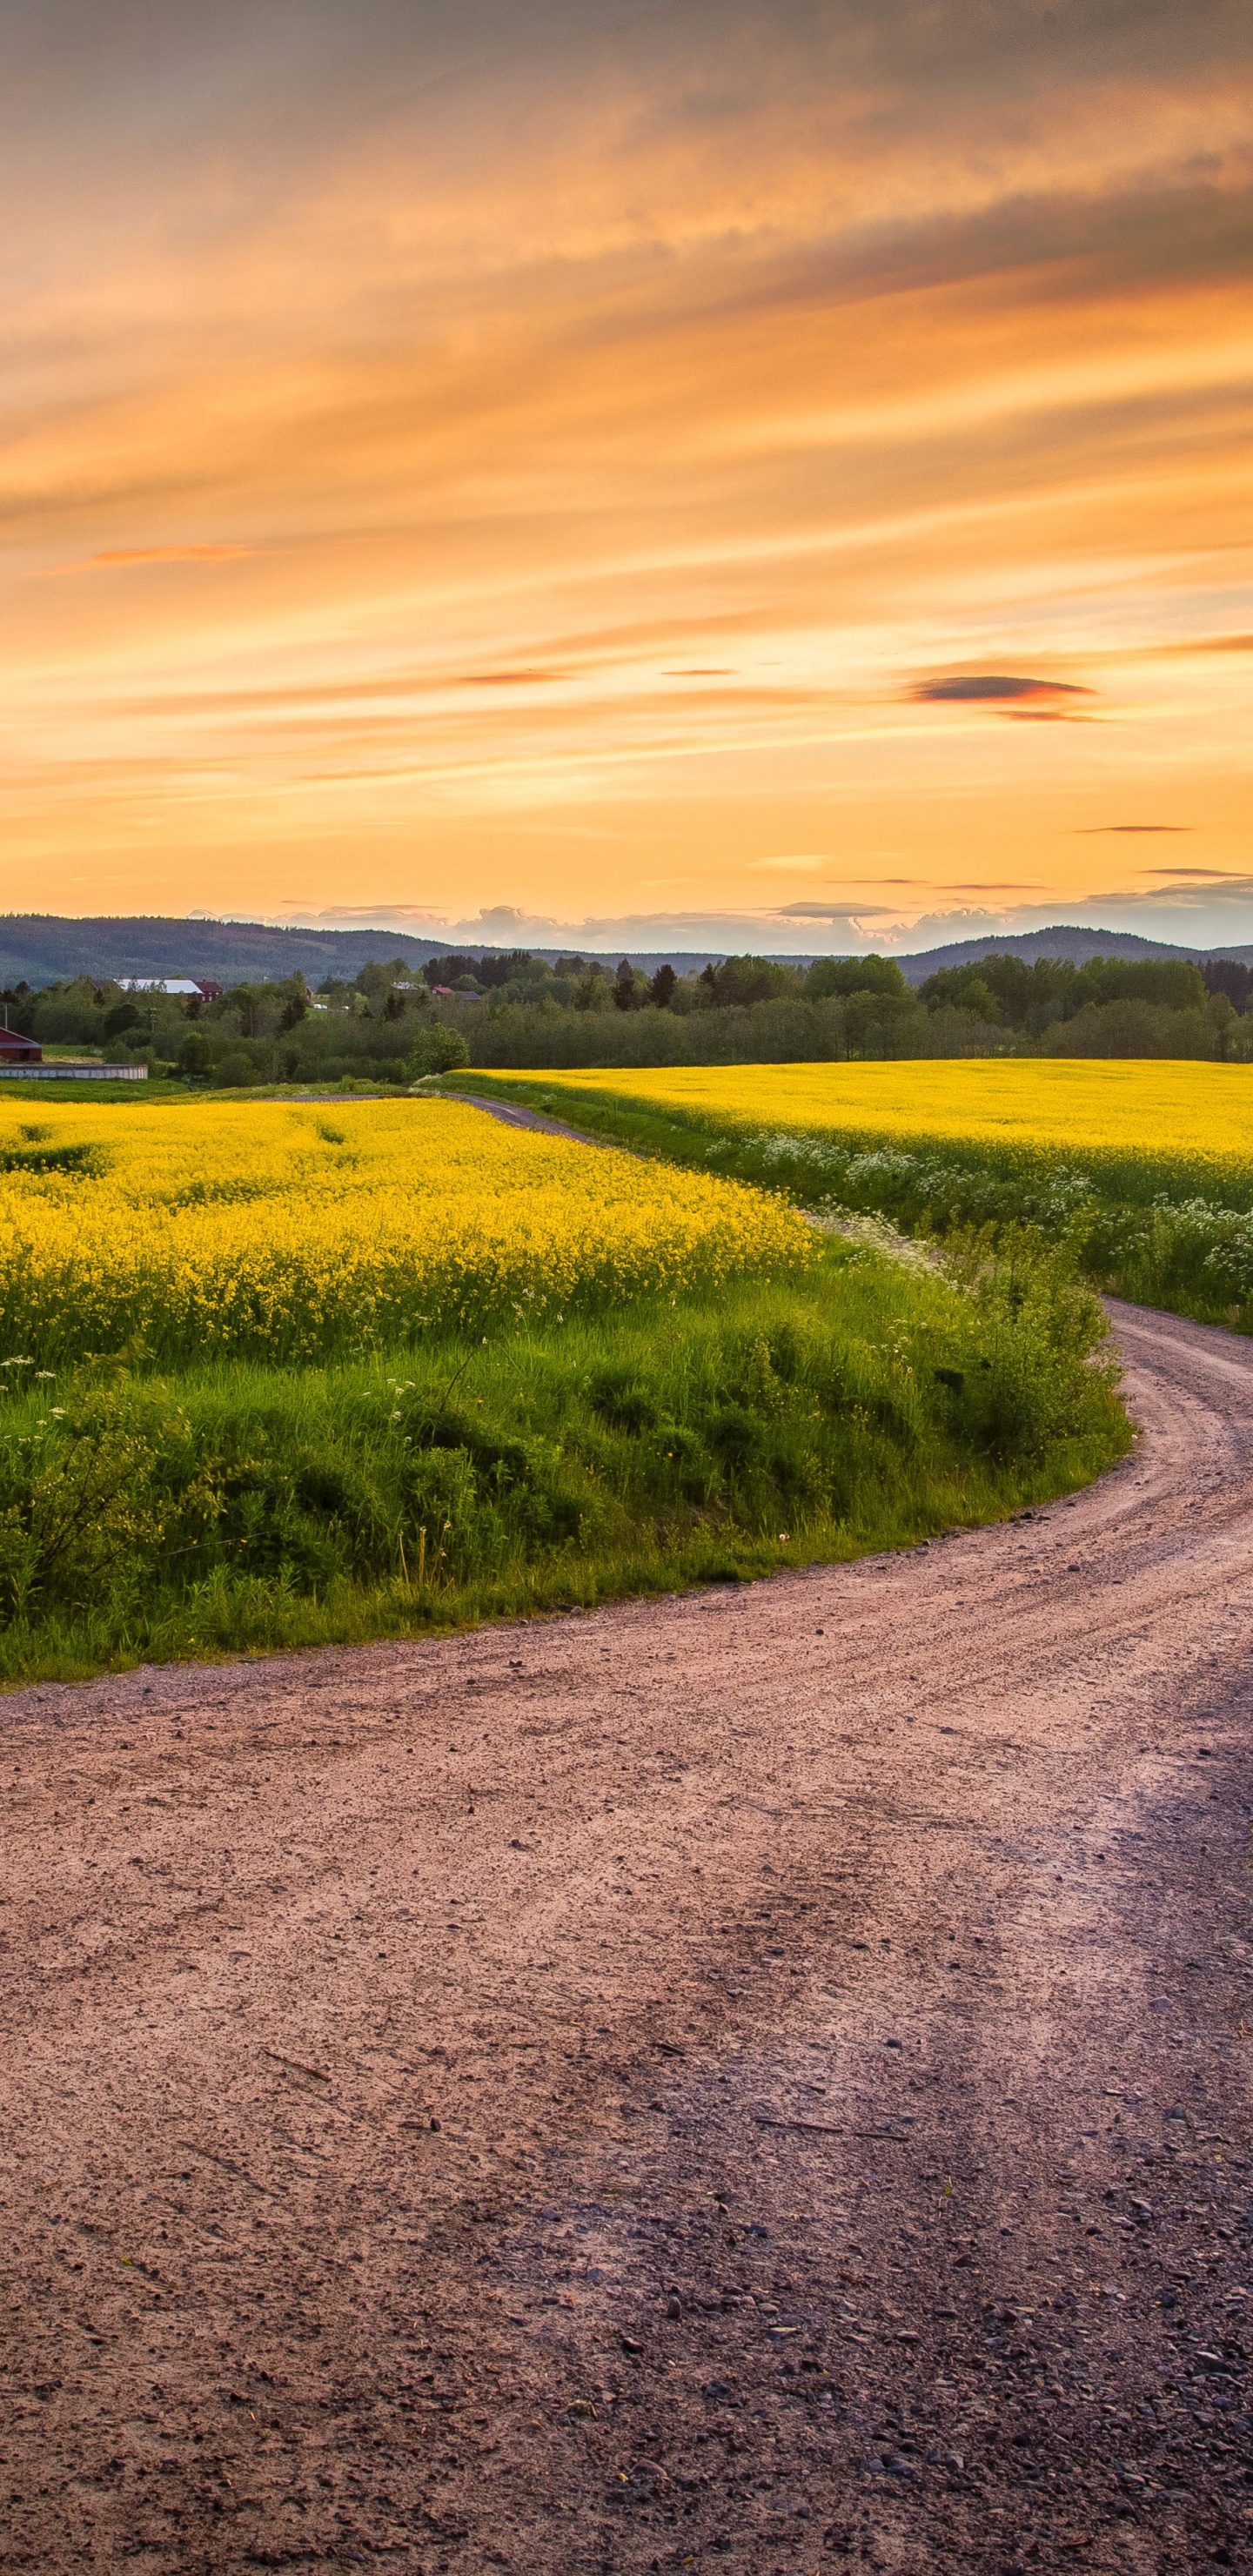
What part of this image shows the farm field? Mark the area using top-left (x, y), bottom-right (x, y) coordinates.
top-left (0, 1095), bottom-right (811, 1367)
top-left (459, 1061), bottom-right (1253, 1326)
top-left (0, 1094), bottom-right (1126, 1681)
top-left (462, 1058), bottom-right (1253, 1195)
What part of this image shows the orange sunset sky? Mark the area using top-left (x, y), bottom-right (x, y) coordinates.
top-left (5, 0), bottom-right (1251, 951)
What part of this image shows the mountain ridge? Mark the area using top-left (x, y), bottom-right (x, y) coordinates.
top-left (892, 923), bottom-right (1253, 983)
top-left (0, 913), bottom-right (1249, 990)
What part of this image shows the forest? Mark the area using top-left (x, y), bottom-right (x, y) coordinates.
top-left (4, 944), bottom-right (1250, 1084)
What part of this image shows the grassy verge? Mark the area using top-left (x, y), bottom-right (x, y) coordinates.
top-left (0, 1075), bottom-right (416, 1107)
top-left (448, 1072), bottom-right (1253, 1332)
top-left (0, 1078), bottom-right (190, 1103)
top-left (0, 1242), bottom-right (1126, 1686)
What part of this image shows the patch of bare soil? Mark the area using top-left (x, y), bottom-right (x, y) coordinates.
top-left (1, 1300), bottom-right (1250, 2576)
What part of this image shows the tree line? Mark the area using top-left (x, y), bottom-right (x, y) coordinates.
top-left (3, 946), bottom-right (1249, 1083)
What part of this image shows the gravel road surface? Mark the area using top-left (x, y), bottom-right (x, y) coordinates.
top-left (1, 1299), bottom-right (1250, 2575)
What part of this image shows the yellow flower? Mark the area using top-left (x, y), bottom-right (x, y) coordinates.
top-left (492, 1060), bottom-right (1253, 1199)
top-left (0, 1096), bottom-right (813, 1365)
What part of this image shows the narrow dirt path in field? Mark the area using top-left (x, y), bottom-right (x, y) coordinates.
top-left (2, 1303), bottom-right (1251, 2576)
top-left (439, 1088), bottom-right (617, 1144)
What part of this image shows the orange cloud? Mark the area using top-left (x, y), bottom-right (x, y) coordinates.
top-left (451, 669), bottom-right (571, 687)
top-left (45, 545), bottom-right (254, 575)
top-left (910, 675), bottom-right (1096, 706)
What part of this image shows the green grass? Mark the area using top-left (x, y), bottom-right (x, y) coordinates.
top-left (0, 1240), bottom-right (1127, 1686)
top-left (0, 1077), bottom-right (186, 1102)
top-left (0, 1075), bottom-right (414, 1107)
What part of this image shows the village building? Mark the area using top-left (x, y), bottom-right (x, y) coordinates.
top-left (116, 977), bottom-right (224, 1000)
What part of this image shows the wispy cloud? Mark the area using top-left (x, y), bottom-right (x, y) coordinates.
top-left (1157, 634), bottom-right (1253, 656)
top-left (778, 901), bottom-right (897, 922)
top-left (1116, 877), bottom-right (1253, 909)
top-left (44, 545), bottom-right (255, 575)
top-left (748, 854), bottom-right (834, 874)
top-left (451, 669), bottom-right (571, 687)
top-left (910, 674), bottom-right (1096, 718)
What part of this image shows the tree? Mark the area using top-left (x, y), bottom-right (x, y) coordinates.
top-left (221, 982), bottom-right (270, 1039)
top-left (407, 1023), bottom-right (470, 1077)
top-left (697, 955), bottom-right (799, 1009)
top-left (356, 956), bottom-right (416, 1003)
top-left (1206, 990), bottom-right (1238, 1061)
top-left (213, 1047), bottom-right (261, 1088)
top-left (178, 1030), bottom-right (214, 1077)
top-left (648, 963), bottom-right (677, 1009)
top-left (1203, 958), bottom-right (1253, 1010)
top-left (806, 955), bottom-right (908, 1003)
top-left (103, 1001), bottom-right (142, 1041)
top-left (1072, 956), bottom-right (1205, 1015)
top-left (573, 964), bottom-right (613, 1012)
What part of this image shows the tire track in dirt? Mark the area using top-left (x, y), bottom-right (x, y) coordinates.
top-left (0, 1299), bottom-right (1250, 2573)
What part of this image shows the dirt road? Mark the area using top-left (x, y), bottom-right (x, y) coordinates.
top-left (1, 1299), bottom-right (1250, 2575)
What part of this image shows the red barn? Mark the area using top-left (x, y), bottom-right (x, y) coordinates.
top-left (0, 1030), bottom-right (41, 1063)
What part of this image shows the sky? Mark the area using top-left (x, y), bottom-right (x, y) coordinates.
top-left (4, 0), bottom-right (1251, 953)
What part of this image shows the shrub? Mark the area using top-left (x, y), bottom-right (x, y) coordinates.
top-left (408, 1023), bottom-right (470, 1077)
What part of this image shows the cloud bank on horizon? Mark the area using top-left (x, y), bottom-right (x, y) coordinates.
top-left (276, 876), bottom-right (1253, 959)
top-left (3, 0), bottom-right (1251, 935)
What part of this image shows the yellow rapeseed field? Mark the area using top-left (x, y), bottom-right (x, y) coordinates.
top-left (490, 1060), bottom-right (1253, 1194)
top-left (0, 1097), bottom-right (813, 1365)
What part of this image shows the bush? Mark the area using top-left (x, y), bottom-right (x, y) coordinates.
top-left (407, 1023), bottom-right (470, 1077)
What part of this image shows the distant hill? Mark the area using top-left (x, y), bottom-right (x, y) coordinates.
top-left (895, 924), bottom-right (1253, 983)
top-left (3, 911), bottom-right (1252, 992)
top-left (0, 916), bottom-right (749, 989)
